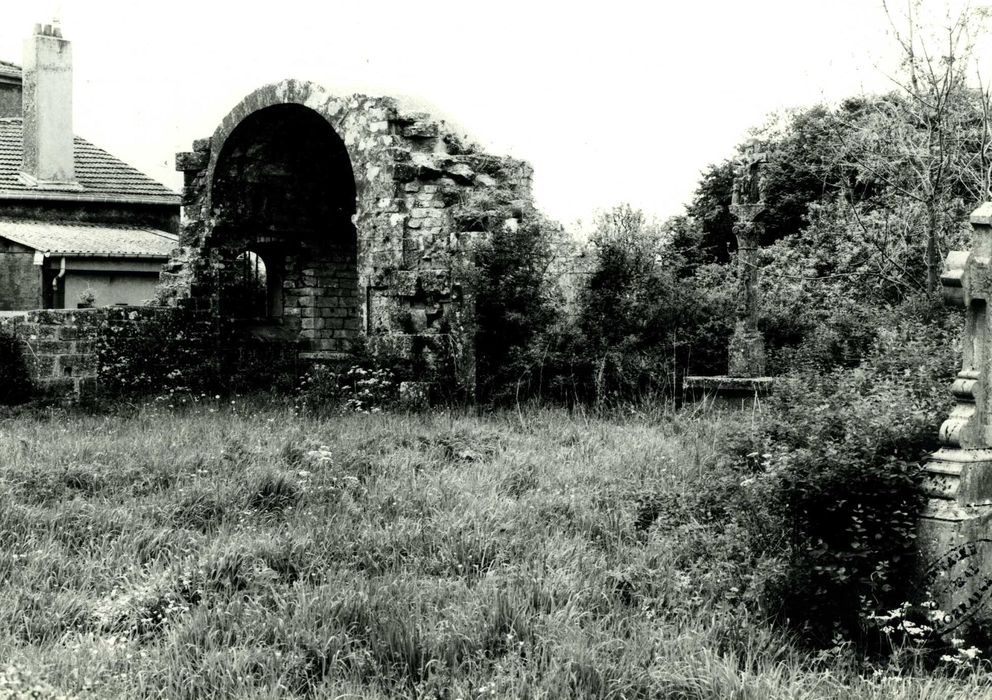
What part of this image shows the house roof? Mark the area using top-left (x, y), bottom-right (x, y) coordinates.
top-left (0, 220), bottom-right (178, 258)
top-left (0, 61), bottom-right (20, 81)
top-left (0, 118), bottom-right (180, 206)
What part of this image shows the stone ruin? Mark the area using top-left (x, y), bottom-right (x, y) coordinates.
top-left (5, 79), bottom-right (536, 400)
top-left (683, 146), bottom-right (775, 404)
top-left (162, 80), bottom-right (535, 392)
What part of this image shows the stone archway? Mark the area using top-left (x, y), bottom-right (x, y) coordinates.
top-left (163, 79), bottom-right (537, 388)
top-left (208, 103), bottom-right (359, 350)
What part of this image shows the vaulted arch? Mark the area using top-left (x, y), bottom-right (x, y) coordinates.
top-left (207, 102), bottom-right (359, 346)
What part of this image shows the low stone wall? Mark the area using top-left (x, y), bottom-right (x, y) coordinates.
top-left (0, 307), bottom-right (174, 401)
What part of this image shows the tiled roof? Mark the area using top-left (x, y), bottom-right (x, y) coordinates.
top-left (0, 119), bottom-right (179, 205)
top-left (0, 61), bottom-right (20, 81)
top-left (0, 220), bottom-right (178, 258)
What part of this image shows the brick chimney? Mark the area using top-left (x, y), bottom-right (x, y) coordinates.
top-left (20, 21), bottom-right (77, 187)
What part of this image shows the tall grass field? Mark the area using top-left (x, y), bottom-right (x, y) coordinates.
top-left (0, 401), bottom-right (989, 698)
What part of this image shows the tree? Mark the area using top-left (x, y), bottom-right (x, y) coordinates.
top-left (839, 0), bottom-right (992, 292)
top-left (473, 215), bottom-right (563, 403)
top-left (573, 204), bottom-right (734, 399)
top-left (686, 160), bottom-right (736, 263)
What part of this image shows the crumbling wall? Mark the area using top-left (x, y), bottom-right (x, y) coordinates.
top-left (163, 79), bottom-right (534, 392)
top-left (0, 307), bottom-right (173, 400)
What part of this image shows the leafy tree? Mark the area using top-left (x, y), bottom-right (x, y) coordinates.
top-left (685, 160), bottom-right (736, 263)
top-left (473, 216), bottom-right (563, 403)
top-left (835, 1), bottom-right (992, 291)
top-left (661, 214), bottom-right (709, 278)
top-left (575, 204), bottom-right (733, 400)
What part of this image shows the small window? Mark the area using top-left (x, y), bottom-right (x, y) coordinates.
top-left (230, 250), bottom-right (268, 319)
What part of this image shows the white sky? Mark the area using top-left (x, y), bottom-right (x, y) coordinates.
top-left (0, 1), bottom-right (981, 231)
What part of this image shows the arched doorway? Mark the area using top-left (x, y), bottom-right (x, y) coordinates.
top-left (209, 103), bottom-right (358, 351)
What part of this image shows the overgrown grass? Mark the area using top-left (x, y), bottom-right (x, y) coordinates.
top-left (0, 401), bottom-right (988, 698)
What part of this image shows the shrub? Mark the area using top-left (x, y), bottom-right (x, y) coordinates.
top-left (568, 207), bottom-right (735, 402)
top-left (473, 215), bottom-right (565, 404)
top-left (296, 363), bottom-right (400, 416)
top-left (96, 308), bottom-right (221, 398)
top-left (97, 308), bottom-right (300, 400)
top-left (726, 300), bottom-right (957, 649)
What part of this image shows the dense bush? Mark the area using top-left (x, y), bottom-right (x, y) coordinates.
top-left (97, 309), bottom-right (222, 398)
top-left (725, 298), bottom-right (959, 648)
top-left (470, 202), bottom-right (739, 406)
top-left (97, 309), bottom-right (300, 400)
top-left (567, 206), bottom-right (735, 402)
top-left (472, 215), bottom-right (566, 403)
top-left (295, 364), bottom-right (400, 416)
top-left (0, 326), bottom-right (32, 405)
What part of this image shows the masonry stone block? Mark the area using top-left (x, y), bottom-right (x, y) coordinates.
top-left (37, 378), bottom-right (76, 398)
top-left (176, 151), bottom-right (209, 171)
top-left (58, 353), bottom-right (98, 377)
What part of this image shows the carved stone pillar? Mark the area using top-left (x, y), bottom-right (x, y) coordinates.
top-left (728, 213), bottom-right (766, 377)
top-left (918, 203), bottom-right (992, 632)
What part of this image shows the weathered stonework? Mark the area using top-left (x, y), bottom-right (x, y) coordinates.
top-left (0, 306), bottom-right (173, 400)
top-left (918, 203), bottom-right (992, 630)
top-left (727, 149), bottom-right (767, 378)
top-left (160, 80), bottom-right (533, 392)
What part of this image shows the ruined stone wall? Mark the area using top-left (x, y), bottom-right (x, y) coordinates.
top-left (0, 307), bottom-right (172, 400)
top-left (163, 79), bottom-right (534, 391)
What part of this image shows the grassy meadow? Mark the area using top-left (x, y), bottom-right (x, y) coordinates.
top-left (0, 400), bottom-right (990, 699)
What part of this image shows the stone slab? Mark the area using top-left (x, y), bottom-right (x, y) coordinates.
top-left (683, 375), bottom-right (776, 394)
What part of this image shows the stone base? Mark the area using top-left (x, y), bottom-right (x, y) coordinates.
top-left (683, 375), bottom-right (776, 409)
top-left (728, 325), bottom-right (766, 377)
top-left (917, 449), bottom-right (992, 633)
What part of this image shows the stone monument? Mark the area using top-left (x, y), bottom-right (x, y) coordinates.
top-left (918, 203), bottom-right (992, 632)
top-left (684, 146), bottom-right (776, 404)
top-left (728, 148), bottom-right (768, 377)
